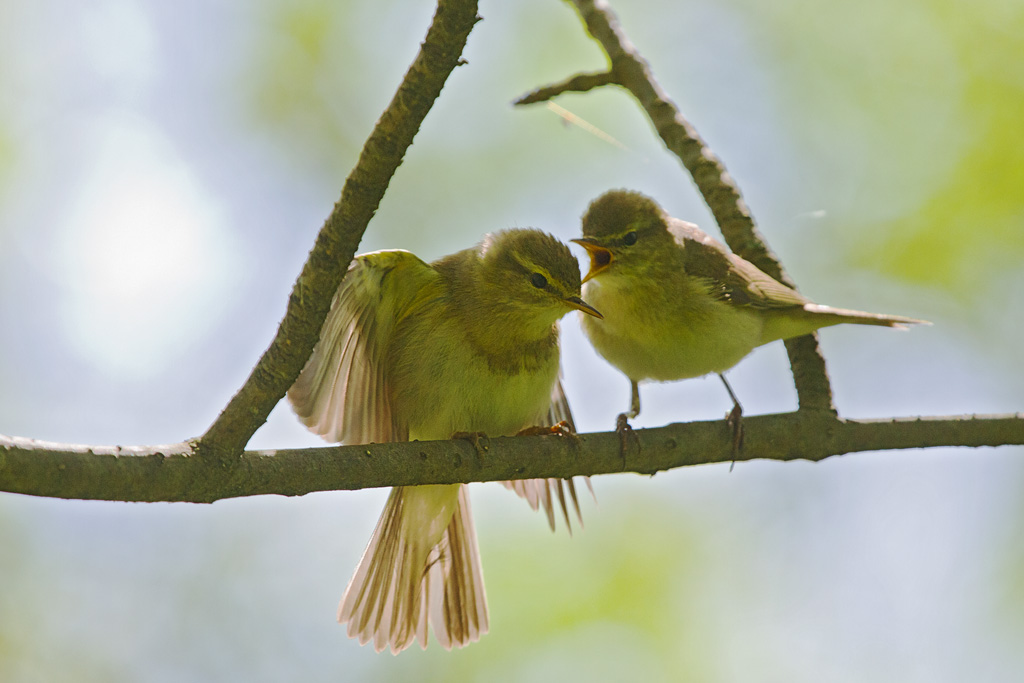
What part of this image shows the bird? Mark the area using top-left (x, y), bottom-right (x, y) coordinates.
top-left (287, 228), bottom-right (602, 654)
top-left (572, 189), bottom-right (928, 439)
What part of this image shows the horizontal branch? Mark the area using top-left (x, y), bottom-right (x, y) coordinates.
top-left (3, 412), bottom-right (1021, 503)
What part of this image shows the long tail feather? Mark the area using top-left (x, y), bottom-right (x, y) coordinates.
top-left (501, 477), bottom-right (592, 534)
top-left (338, 484), bottom-right (487, 654)
top-left (802, 304), bottom-right (930, 329)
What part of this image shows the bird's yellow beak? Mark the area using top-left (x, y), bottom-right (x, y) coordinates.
top-left (571, 238), bottom-right (613, 284)
top-left (564, 295), bottom-right (603, 319)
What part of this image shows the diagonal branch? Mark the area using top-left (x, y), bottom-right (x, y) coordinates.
top-left (198, 0), bottom-right (482, 460)
top-left (516, 0), bottom-right (836, 414)
top-left (2, 413), bottom-right (1022, 502)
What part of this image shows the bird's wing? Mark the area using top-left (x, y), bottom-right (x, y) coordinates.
top-left (668, 217), bottom-right (809, 310)
top-left (721, 254), bottom-right (810, 309)
top-left (288, 249), bottom-right (438, 444)
top-left (501, 376), bottom-right (594, 535)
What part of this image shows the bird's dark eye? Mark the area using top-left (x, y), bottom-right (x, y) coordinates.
top-left (530, 273), bottom-right (548, 289)
top-left (623, 231), bottom-right (638, 246)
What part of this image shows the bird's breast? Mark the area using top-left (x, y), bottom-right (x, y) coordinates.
top-left (389, 312), bottom-right (560, 441)
top-left (580, 273), bottom-right (764, 381)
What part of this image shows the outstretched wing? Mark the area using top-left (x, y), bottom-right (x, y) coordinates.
top-left (288, 250), bottom-right (438, 445)
top-left (501, 376), bottom-right (594, 534)
top-left (667, 217), bottom-right (809, 310)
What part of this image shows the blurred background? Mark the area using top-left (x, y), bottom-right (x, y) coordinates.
top-left (1, 0), bottom-right (1022, 680)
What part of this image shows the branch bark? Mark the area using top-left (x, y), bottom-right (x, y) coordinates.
top-left (516, 0), bottom-right (836, 413)
top-left (2, 413), bottom-right (1022, 502)
top-left (198, 0), bottom-right (482, 459)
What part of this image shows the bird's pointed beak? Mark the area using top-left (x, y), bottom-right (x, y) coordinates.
top-left (571, 238), bottom-right (613, 283)
top-left (564, 295), bottom-right (603, 319)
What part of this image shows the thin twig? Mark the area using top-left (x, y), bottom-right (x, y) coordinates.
top-left (198, 0), bottom-right (482, 460)
top-left (514, 70), bottom-right (616, 105)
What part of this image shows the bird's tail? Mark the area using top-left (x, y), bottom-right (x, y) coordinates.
top-left (801, 304), bottom-right (931, 329)
top-left (502, 477), bottom-right (594, 534)
top-left (760, 303), bottom-right (929, 344)
top-left (338, 484), bottom-right (488, 654)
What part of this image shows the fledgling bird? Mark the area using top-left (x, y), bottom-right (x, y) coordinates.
top-left (288, 229), bottom-right (601, 654)
top-left (573, 189), bottom-right (928, 434)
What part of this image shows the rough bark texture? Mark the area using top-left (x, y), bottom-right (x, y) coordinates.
top-left (3, 413), bottom-right (1022, 502)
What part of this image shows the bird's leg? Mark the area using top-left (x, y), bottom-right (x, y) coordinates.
top-left (451, 431), bottom-right (490, 464)
top-left (717, 373), bottom-right (744, 468)
top-left (616, 380), bottom-right (642, 465)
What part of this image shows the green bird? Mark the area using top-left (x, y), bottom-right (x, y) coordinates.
top-left (572, 189), bottom-right (928, 434)
top-left (288, 228), bottom-right (601, 654)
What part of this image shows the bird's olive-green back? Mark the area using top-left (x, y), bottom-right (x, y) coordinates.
top-left (583, 189), bottom-right (810, 310)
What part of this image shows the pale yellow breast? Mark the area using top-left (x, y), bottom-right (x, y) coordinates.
top-left (580, 272), bottom-right (764, 382)
top-left (389, 306), bottom-right (560, 441)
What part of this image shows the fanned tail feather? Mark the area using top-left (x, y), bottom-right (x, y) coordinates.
top-left (501, 477), bottom-right (594, 534)
top-left (429, 485), bottom-right (488, 648)
top-left (338, 484), bottom-right (487, 654)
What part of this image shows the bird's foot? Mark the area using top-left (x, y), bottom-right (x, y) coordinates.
top-left (517, 421), bottom-right (581, 454)
top-left (516, 420), bottom-right (575, 438)
top-left (451, 431), bottom-right (490, 463)
top-left (616, 412), bottom-right (640, 469)
top-left (725, 403), bottom-right (744, 471)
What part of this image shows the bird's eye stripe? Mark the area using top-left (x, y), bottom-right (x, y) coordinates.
top-left (530, 273), bottom-right (548, 289)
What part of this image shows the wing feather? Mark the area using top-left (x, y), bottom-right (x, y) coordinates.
top-left (288, 250), bottom-right (437, 445)
top-left (666, 217), bottom-right (809, 310)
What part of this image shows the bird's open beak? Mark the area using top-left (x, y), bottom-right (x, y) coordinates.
top-left (564, 295), bottom-right (603, 319)
top-left (571, 238), bottom-right (613, 283)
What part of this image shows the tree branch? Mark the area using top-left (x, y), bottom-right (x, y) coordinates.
top-left (198, 0), bottom-right (482, 460)
top-left (516, 0), bottom-right (837, 413)
top-left (2, 413), bottom-right (1021, 502)
top-left (514, 71), bottom-right (616, 105)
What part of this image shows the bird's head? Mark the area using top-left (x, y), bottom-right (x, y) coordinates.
top-left (573, 189), bottom-right (673, 283)
top-left (477, 228), bottom-right (602, 327)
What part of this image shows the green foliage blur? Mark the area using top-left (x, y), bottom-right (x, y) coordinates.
top-left (738, 0), bottom-right (1024, 299)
